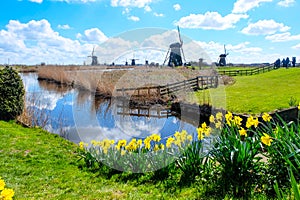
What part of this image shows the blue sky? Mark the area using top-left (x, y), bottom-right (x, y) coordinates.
top-left (0, 0), bottom-right (299, 65)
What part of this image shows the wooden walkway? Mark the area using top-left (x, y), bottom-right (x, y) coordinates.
top-left (116, 75), bottom-right (219, 99)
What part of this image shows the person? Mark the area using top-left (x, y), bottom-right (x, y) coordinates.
top-left (286, 57), bottom-right (290, 68)
top-left (282, 58), bottom-right (286, 68)
top-left (274, 58), bottom-right (280, 68)
top-left (292, 57), bottom-right (296, 67)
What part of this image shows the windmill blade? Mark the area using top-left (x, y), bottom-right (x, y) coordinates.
top-left (92, 46), bottom-right (95, 56)
top-left (163, 48), bottom-right (170, 66)
top-left (224, 44), bottom-right (226, 55)
top-left (177, 26), bottom-right (183, 46)
top-left (181, 48), bottom-right (186, 63)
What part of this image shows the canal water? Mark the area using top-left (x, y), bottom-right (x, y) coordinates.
top-left (21, 73), bottom-right (198, 144)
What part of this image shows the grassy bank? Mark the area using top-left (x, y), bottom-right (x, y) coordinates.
top-left (196, 68), bottom-right (300, 114)
top-left (0, 121), bottom-right (196, 199)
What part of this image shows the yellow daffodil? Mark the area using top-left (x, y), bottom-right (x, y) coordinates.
top-left (187, 135), bottom-right (193, 142)
top-left (79, 141), bottom-right (88, 150)
top-left (166, 137), bottom-right (175, 148)
top-left (216, 112), bottom-right (223, 121)
top-left (204, 127), bottom-right (212, 136)
top-left (262, 113), bottom-right (272, 122)
top-left (198, 132), bottom-right (204, 140)
top-left (150, 134), bottom-right (161, 142)
top-left (233, 116), bottom-right (243, 127)
top-left (225, 111), bottom-right (233, 125)
top-left (144, 137), bottom-right (151, 150)
top-left (116, 139), bottom-right (127, 150)
top-left (239, 128), bottom-right (247, 137)
top-left (298, 102), bottom-right (300, 110)
top-left (261, 133), bottom-right (273, 146)
top-left (153, 144), bottom-right (160, 152)
top-left (209, 115), bottom-right (215, 123)
top-left (201, 122), bottom-right (207, 129)
top-left (215, 121), bottom-right (222, 129)
top-left (246, 116), bottom-right (259, 128)
top-left (0, 179), bottom-right (5, 190)
top-left (125, 139), bottom-right (138, 151)
top-left (1, 188), bottom-right (15, 200)
top-left (197, 127), bottom-right (205, 140)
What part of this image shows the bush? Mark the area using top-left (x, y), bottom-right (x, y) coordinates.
top-left (0, 66), bottom-right (25, 121)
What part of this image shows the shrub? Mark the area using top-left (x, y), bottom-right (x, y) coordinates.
top-left (0, 66), bottom-right (25, 121)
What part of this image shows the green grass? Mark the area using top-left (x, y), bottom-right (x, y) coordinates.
top-left (196, 68), bottom-right (300, 114)
top-left (0, 121), bottom-right (197, 199)
top-left (216, 66), bottom-right (255, 71)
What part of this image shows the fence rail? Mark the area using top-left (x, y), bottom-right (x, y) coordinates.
top-left (116, 75), bottom-right (219, 98)
top-left (218, 65), bottom-right (277, 76)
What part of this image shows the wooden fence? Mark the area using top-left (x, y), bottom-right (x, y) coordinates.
top-left (159, 76), bottom-right (218, 96)
top-left (218, 65), bottom-right (277, 76)
top-left (116, 75), bottom-right (219, 98)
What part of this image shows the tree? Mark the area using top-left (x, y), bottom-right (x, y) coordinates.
top-left (0, 66), bottom-right (25, 121)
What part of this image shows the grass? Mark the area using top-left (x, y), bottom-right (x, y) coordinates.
top-left (196, 68), bottom-right (300, 114)
top-left (216, 66), bottom-right (255, 71)
top-left (0, 120), bottom-right (197, 199)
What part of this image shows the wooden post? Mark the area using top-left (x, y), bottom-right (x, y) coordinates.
top-left (157, 86), bottom-right (161, 98)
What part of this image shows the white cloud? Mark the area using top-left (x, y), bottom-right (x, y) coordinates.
top-left (29, 0), bottom-right (43, 3)
top-left (55, 0), bottom-right (97, 2)
top-left (57, 24), bottom-right (71, 30)
top-left (0, 19), bottom-right (100, 65)
top-left (278, 0), bottom-right (295, 7)
top-left (144, 5), bottom-right (152, 12)
top-left (111, 0), bottom-right (154, 8)
top-left (173, 4), bottom-right (181, 11)
top-left (76, 28), bottom-right (108, 43)
top-left (175, 12), bottom-right (248, 30)
top-left (197, 41), bottom-right (261, 55)
top-left (122, 7), bottom-right (131, 14)
top-left (292, 43), bottom-right (300, 49)
top-left (153, 12), bottom-right (164, 17)
top-left (241, 19), bottom-right (290, 35)
top-left (265, 32), bottom-right (300, 42)
top-left (127, 16), bottom-right (140, 21)
top-left (232, 0), bottom-right (273, 13)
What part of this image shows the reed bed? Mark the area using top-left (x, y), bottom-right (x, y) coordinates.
top-left (37, 65), bottom-right (219, 99)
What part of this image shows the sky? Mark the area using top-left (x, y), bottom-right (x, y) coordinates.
top-left (0, 0), bottom-right (299, 65)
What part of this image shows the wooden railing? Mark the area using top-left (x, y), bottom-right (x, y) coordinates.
top-left (116, 75), bottom-right (219, 98)
top-left (218, 65), bottom-right (277, 76)
top-left (159, 76), bottom-right (218, 96)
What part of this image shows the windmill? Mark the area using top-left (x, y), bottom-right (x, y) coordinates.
top-left (130, 54), bottom-right (139, 66)
top-left (88, 46), bottom-right (98, 66)
top-left (217, 45), bottom-right (229, 66)
top-left (163, 26), bottom-right (186, 67)
top-left (122, 59), bottom-right (128, 66)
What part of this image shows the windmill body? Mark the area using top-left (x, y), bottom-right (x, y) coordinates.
top-left (163, 26), bottom-right (186, 67)
top-left (217, 45), bottom-right (229, 66)
top-left (218, 54), bottom-right (227, 66)
top-left (88, 47), bottom-right (98, 66)
top-left (168, 42), bottom-right (183, 66)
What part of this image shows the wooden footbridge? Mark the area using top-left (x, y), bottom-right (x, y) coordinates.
top-left (116, 75), bottom-right (219, 99)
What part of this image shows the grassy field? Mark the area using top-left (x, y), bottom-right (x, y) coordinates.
top-left (196, 68), bottom-right (300, 114)
top-left (216, 66), bottom-right (255, 71)
top-left (0, 121), bottom-right (197, 200)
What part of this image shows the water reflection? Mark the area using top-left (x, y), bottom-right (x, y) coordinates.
top-left (21, 73), bottom-right (198, 144)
